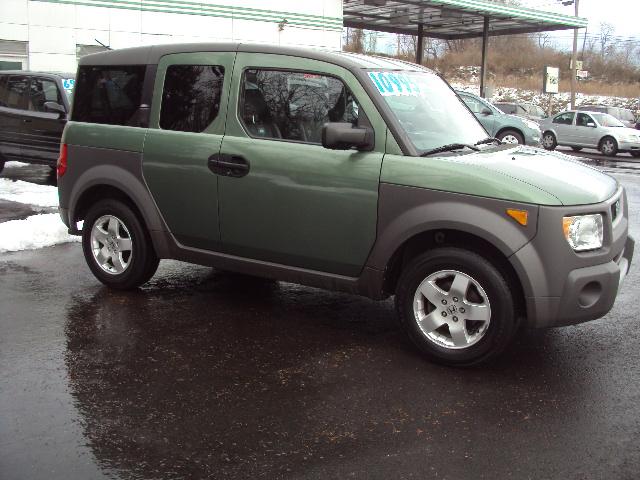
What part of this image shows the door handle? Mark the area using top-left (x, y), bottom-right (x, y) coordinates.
top-left (207, 153), bottom-right (250, 178)
top-left (23, 119), bottom-right (32, 123)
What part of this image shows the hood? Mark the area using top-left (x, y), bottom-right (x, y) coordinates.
top-left (466, 145), bottom-right (618, 205)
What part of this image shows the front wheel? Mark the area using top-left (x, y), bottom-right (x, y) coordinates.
top-left (497, 130), bottom-right (524, 145)
top-left (542, 132), bottom-right (557, 150)
top-left (599, 136), bottom-right (618, 157)
top-left (82, 199), bottom-right (159, 290)
top-left (395, 248), bottom-right (517, 366)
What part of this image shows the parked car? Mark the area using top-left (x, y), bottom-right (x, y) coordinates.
top-left (494, 101), bottom-right (547, 123)
top-left (0, 71), bottom-right (74, 174)
top-left (577, 105), bottom-right (636, 129)
top-left (540, 110), bottom-right (640, 157)
top-left (58, 44), bottom-right (633, 366)
top-left (456, 91), bottom-right (541, 145)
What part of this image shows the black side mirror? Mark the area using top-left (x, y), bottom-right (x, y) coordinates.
top-left (321, 122), bottom-right (374, 151)
top-left (481, 108), bottom-right (492, 116)
top-left (44, 101), bottom-right (66, 118)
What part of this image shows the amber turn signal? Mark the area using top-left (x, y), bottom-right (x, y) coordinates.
top-left (506, 209), bottom-right (528, 226)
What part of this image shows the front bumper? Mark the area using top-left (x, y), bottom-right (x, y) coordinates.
top-left (618, 140), bottom-right (640, 154)
top-left (525, 128), bottom-right (542, 147)
top-left (511, 187), bottom-right (632, 328)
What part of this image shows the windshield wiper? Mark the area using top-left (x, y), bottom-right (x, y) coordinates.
top-left (475, 137), bottom-right (502, 146)
top-left (420, 143), bottom-right (480, 157)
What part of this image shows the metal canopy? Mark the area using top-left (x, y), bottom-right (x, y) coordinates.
top-left (343, 0), bottom-right (588, 40)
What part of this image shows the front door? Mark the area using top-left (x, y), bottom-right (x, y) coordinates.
top-left (217, 53), bottom-right (386, 277)
top-left (574, 112), bottom-right (599, 148)
top-left (21, 76), bottom-right (67, 165)
top-left (142, 52), bottom-right (235, 250)
top-left (0, 74), bottom-right (29, 162)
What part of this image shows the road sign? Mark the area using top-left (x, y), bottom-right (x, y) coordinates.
top-left (576, 70), bottom-right (589, 79)
top-left (570, 59), bottom-right (583, 70)
top-left (543, 66), bottom-right (559, 94)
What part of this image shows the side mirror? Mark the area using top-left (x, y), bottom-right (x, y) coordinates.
top-left (586, 122), bottom-right (596, 128)
top-left (481, 108), bottom-right (492, 116)
top-left (321, 122), bottom-right (374, 151)
top-left (44, 101), bottom-right (66, 118)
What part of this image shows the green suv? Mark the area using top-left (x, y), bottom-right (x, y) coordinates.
top-left (58, 44), bottom-right (633, 366)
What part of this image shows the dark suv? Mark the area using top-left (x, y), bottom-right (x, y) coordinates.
top-left (0, 71), bottom-right (75, 173)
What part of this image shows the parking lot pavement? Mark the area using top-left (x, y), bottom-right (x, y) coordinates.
top-left (1, 162), bottom-right (639, 479)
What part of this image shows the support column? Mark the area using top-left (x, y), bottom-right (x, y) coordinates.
top-left (416, 23), bottom-right (424, 65)
top-left (480, 16), bottom-right (489, 98)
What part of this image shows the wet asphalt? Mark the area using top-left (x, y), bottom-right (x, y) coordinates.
top-left (1, 156), bottom-right (639, 480)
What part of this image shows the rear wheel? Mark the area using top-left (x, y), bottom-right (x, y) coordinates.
top-left (82, 199), bottom-right (159, 289)
top-left (497, 130), bottom-right (524, 145)
top-left (542, 132), bottom-right (557, 150)
top-left (599, 136), bottom-right (618, 157)
top-left (395, 247), bottom-right (517, 366)
top-left (571, 146), bottom-right (583, 152)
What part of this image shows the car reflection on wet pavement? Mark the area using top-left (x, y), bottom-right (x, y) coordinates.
top-left (1, 158), bottom-right (639, 479)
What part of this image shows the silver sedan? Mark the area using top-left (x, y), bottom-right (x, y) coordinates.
top-left (540, 110), bottom-right (640, 157)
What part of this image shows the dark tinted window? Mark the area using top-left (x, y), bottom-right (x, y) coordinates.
top-left (553, 112), bottom-right (574, 125)
top-left (28, 78), bottom-right (63, 112)
top-left (240, 69), bottom-right (360, 143)
top-left (73, 65), bottom-right (145, 125)
top-left (160, 65), bottom-right (224, 132)
top-left (1, 75), bottom-right (29, 109)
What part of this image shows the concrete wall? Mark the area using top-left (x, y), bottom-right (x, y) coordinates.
top-left (0, 0), bottom-right (343, 71)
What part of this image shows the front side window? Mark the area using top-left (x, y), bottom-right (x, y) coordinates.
top-left (1, 75), bottom-right (29, 110)
top-left (553, 112), bottom-right (575, 125)
top-left (28, 78), bottom-right (63, 112)
top-left (72, 65), bottom-right (145, 125)
top-left (591, 113), bottom-right (624, 128)
top-left (576, 113), bottom-right (595, 127)
top-left (497, 104), bottom-right (516, 114)
top-left (367, 71), bottom-right (487, 152)
top-left (160, 65), bottom-right (224, 133)
top-left (240, 69), bottom-right (360, 144)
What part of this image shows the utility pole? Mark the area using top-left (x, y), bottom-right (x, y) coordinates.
top-left (570, 0), bottom-right (579, 109)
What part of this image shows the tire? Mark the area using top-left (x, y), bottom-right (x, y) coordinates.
top-left (631, 151), bottom-right (640, 158)
top-left (0, 160), bottom-right (4, 175)
top-left (82, 199), bottom-right (159, 290)
top-left (497, 129), bottom-right (524, 145)
top-left (542, 131), bottom-right (557, 150)
top-left (395, 247), bottom-right (517, 367)
top-left (571, 146), bottom-right (583, 152)
top-left (599, 136), bottom-right (618, 157)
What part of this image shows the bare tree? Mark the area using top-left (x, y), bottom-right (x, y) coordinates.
top-left (598, 22), bottom-right (614, 58)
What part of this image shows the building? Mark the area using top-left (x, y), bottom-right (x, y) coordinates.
top-left (0, 0), bottom-right (343, 72)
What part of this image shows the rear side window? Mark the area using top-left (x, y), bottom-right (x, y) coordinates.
top-left (159, 65), bottom-right (224, 132)
top-left (28, 78), bottom-right (63, 112)
top-left (240, 69), bottom-right (360, 144)
top-left (73, 65), bottom-right (145, 125)
top-left (553, 112), bottom-right (574, 125)
top-left (1, 75), bottom-right (29, 110)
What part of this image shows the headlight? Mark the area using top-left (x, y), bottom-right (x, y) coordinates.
top-left (562, 214), bottom-right (604, 251)
top-left (523, 119), bottom-right (540, 130)
top-left (621, 134), bottom-right (639, 142)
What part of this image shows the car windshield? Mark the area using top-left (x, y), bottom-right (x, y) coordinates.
top-left (367, 70), bottom-right (487, 152)
top-left (61, 78), bottom-right (75, 100)
top-left (592, 113), bottom-right (625, 127)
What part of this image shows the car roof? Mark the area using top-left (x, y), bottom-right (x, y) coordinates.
top-left (78, 42), bottom-right (433, 74)
top-left (0, 70), bottom-right (75, 78)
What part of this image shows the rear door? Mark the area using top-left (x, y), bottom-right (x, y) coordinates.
top-left (142, 52), bottom-right (235, 250)
top-left (216, 53), bottom-right (386, 276)
top-left (21, 76), bottom-right (67, 166)
top-left (0, 74), bottom-right (29, 162)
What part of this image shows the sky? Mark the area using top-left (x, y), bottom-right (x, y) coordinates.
top-left (375, 0), bottom-right (640, 54)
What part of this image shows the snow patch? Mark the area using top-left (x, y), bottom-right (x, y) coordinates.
top-left (0, 179), bottom-right (59, 207)
top-left (0, 213), bottom-right (80, 253)
top-left (4, 161), bottom-right (30, 168)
